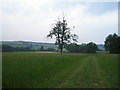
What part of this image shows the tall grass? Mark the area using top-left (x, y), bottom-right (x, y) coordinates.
top-left (2, 52), bottom-right (118, 88)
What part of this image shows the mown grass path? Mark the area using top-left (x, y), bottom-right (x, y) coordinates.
top-left (2, 52), bottom-right (118, 88)
top-left (55, 56), bottom-right (90, 88)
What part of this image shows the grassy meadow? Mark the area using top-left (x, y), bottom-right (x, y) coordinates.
top-left (2, 52), bottom-right (118, 88)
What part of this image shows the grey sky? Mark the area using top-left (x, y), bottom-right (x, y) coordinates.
top-left (1, 0), bottom-right (118, 44)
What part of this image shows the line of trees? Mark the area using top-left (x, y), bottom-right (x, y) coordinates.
top-left (104, 33), bottom-right (120, 54)
top-left (2, 45), bottom-right (31, 52)
top-left (1, 45), bottom-right (56, 52)
top-left (1, 42), bottom-right (98, 53)
top-left (66, 42), bottom-right (98, 53)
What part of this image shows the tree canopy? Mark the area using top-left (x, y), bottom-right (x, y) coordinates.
top-left (47, 15), bottom-right (78, 53)
top-left (66, 42), bottom-right (98, 53)
top-left (104, 33), bottom-right (120, 54)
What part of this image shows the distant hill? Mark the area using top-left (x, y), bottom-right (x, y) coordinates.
top-left (1, 41), bottom-right (58, 51)
top-left (0, 41), bottom-right (105, 51)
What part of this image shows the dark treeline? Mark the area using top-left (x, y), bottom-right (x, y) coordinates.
top-left (1, 42), bottom-right (98, 53)
top-left (104, 33), bottom-right (120, 54)
top-left (1, 45), bottom-right (55, 52)
top-left (2, 45), bottom-right (31, 52)
top-left (66, 42), bottom-right (98, 53)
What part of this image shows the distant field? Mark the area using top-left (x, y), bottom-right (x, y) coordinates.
top-left (2, 52), bottom-right (118, 88)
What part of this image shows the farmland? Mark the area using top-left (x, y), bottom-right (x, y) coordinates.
top-left (2, 52), bottom-right (118, 88)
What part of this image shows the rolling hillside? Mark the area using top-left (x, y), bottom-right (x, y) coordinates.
top-left (0, 41), bottom-right (105, 51)
top-left (1, 41), bottom-right (58, 51)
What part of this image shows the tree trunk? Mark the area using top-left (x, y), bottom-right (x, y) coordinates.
top-left (60, 44), bottom-right (63, 54)
top-left (60, 48), bottom-right (62, 54)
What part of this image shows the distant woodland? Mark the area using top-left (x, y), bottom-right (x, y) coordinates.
top-left (1, 33), bottom-right (119, 54)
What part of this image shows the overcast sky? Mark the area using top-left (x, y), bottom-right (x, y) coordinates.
top-left (0, 0), bottom-right (118, 44)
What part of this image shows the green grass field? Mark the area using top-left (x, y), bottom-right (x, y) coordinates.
top-left (2, 52), bottom-right (118, 88)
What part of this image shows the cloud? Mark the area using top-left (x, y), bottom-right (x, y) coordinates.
top-left (67, 6), bottom-right (118, 43)
top-left (1, 1), bottom-right (118, 44)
